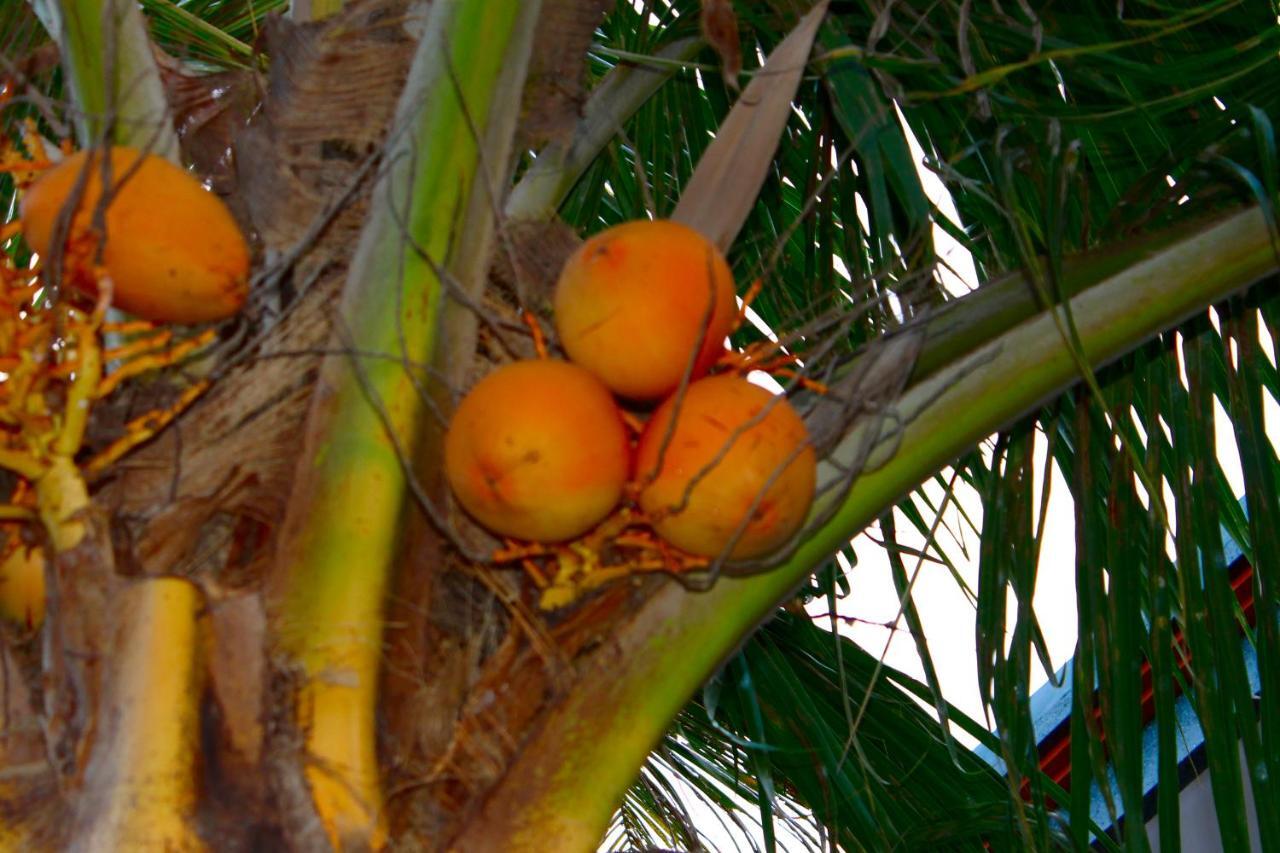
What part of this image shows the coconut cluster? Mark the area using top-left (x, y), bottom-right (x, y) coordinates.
top-left (444, 219), bottom-right (815, 562)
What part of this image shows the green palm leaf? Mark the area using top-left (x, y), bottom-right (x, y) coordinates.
top-left (582, 2), bottom-right (1280, 850)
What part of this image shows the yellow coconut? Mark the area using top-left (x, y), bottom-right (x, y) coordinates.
top-left (636, 374), bottom-right (815, 559)
top-left (21, 146), bottom-right (249, 324)
top-left (553, 219), bottom-right (737, 401)
top-left (445, 360), bottom-right (631, 542)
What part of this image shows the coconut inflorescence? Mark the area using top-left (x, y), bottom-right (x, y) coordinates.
top-left (444, 218), bottom-right (816, 584)
top-left (20, 146), bottom-right (250, 324)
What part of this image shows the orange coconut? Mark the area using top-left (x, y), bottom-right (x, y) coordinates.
top-left (21, 146), bottom-right (249, 324)
top-left (636, 374), bottom-right (815, 560)
top-left (553, 219), bottom-right (737, 401)
top-left (0, 527), bottom-right (44, 631)
top-left (445, 359), bottom-right (630, 542)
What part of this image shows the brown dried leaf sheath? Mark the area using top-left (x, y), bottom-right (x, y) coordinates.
top-left (520, 0), bottom-right (612, 147)
top-left (152, 47), bottom-right (258, 200)
top-left (673, 0), bottom-right (830, 252)
top-left (491, 216), bottom-right (583, 316)
top-left (235, 1), bottom-right (415, 259)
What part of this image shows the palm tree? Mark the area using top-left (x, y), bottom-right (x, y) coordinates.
top-left (0, 0), bottom-right (1276, 849)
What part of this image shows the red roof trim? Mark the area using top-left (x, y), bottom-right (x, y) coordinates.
top-left (1028, 558), bottom-right (1255, 798)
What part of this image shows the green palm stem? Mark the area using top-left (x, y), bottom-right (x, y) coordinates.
top-left (451, 205), bottom-right (1279, 851)
top-left (30, 0), bottom-right (178, 158)
top-left (902, 214), bottom-right (1234, 385)
top-left (267, 1), bottom-right (539, 847)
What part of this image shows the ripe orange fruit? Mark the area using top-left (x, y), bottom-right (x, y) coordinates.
top-left (445, 360), bottom-right (630, 542)
top-left (0, 527), bottom-right (44, 631)
top-left (20, 146), bottom-right (249, 324)
top-left (636, 374), bottom-right (815, 560)
top-left (553, 219), bottom-right (737, 401)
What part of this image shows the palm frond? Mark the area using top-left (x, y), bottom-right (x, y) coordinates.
top-left (140, 0), bottom-right (285, 67)
top-left (637, 611), bottom-right (1065, 852)
top-left (572, 2), bottom-right (1280, 850)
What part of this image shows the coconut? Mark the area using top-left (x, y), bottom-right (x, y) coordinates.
top-left (553, 219), bottom-right (737, 401)
top-left (21, 146), bottom-right (249, 324)
top-left (445, 359), bottom-right (631, 542)
top-left (636, 374), bottom-right (814, 559)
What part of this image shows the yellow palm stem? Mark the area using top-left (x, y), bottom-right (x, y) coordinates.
top-left (72, 578), bottom-right (205, 850)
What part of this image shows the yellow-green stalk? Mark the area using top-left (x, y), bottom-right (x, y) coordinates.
top-left (268, 2), bottom-right (540, 847)
top-left (32, 0), bottom-right (178, 158)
